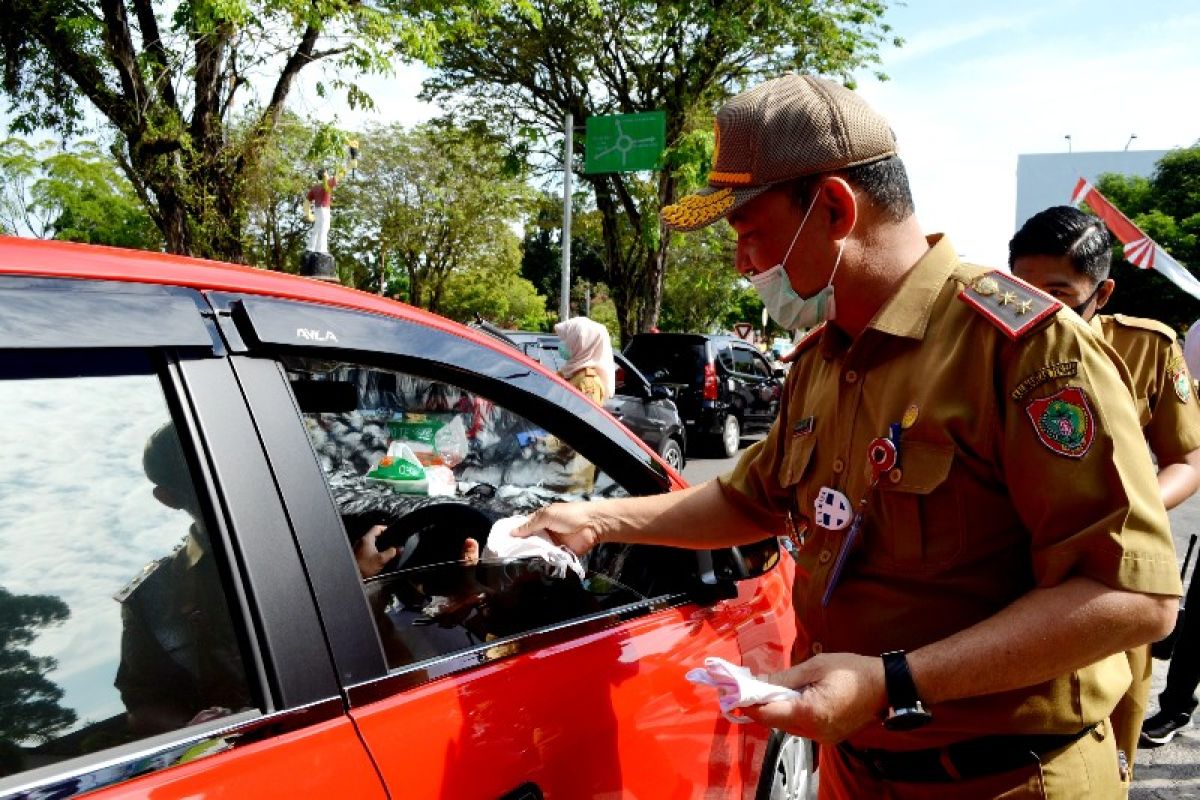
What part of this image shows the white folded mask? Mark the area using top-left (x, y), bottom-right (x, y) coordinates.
top-left (685, 656), bottom-right (803, 723)
top-left (484, 515), bottom-right (586, 581)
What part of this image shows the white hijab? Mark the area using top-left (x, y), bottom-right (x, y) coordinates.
top-left (554, 317), bottom-right (616, 401)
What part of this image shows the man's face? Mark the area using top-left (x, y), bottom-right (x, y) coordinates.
top-left (1011, 254), bottom-right (1106, 320)
top-left (727, 186), bottom-right (825, 296)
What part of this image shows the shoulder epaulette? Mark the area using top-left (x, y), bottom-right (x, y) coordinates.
top-left (1108, 313), bottom-right (1176, 340)
top-left (957, 270), bottom-right (1061, 341)
top-left (780, 323), bottom-right (826, 363)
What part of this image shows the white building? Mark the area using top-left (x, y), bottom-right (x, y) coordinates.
top-left (1015, 150), bottom-right (1167, 230)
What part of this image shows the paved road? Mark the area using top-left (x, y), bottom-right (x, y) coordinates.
top-left (683, 439), bottom-right (1200, 796)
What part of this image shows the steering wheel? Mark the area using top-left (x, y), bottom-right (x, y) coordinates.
top-left (374, 503), bottom-right (494, 572)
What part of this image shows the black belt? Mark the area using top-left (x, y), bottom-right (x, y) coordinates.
top-left (837, 725), bottom-right (1096, 783)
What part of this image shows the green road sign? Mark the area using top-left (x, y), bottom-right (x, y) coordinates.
top-left (584, 111), bottom-right (665, 174)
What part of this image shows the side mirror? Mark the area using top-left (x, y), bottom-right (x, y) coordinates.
top-left (650, 384), bottom-right (675, 401)
top-left (696, 536), bottom-right (780, 585)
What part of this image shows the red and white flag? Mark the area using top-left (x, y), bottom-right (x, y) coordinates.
top-left (1070, 178), bottom-right (1200, 301)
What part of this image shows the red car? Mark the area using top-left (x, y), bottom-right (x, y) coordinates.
top-left (0, 237), bottom-right (807, 800)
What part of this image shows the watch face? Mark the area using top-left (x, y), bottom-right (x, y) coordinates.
top-left (884, 707), bottom-right (934, 731)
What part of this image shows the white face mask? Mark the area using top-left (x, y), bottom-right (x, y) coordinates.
top-left (747, 191), bottom-right (845, 330)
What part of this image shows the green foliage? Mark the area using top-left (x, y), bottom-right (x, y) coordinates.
top-left (419, 0), bottom-right (899, 339)
top-left (1094, 143), bottom-right (1200, 331)
top-left (0, 586), bottom-right (76, 757)
top-left (441, 260), bottom-right (550, 329)
top-left (660, 226), bottom-right (741, 332)
top-left (0, 137), bottom-right (161, 249)
top-left (332, 122), bottom-right (538, 306)
top-left (0, 0), bottom-right (497, 259)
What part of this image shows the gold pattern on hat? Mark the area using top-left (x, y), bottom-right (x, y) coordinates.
top-left (972, 276), bottom-right (999, 296)
top-left (661, 188), bottom-right (735, 229)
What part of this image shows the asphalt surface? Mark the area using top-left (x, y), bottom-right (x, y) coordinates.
top-left (682, 438), bottom-right (1200, 796)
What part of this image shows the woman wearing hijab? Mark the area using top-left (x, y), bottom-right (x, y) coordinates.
top-left (554, 317), bottom-right (615, 405)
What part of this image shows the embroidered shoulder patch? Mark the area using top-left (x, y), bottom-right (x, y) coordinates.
top-left (1025, 386), bottom-right (1095, 458)
top-left (1171, 363), bottom-right (1192, 403)
top-left (1011, 361), bottom-right (1079, 402)
top-left (959, 270), bottom-right (1061, 340)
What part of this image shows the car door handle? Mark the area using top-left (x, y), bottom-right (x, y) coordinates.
top-left (499, 783), bottom-right (543, 800)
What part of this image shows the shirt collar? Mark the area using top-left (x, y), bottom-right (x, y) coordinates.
top-left (866, 233), bottom-right (960, 341)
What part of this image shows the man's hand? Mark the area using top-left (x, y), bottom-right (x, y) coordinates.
top-left (355, 524), bottom-right (399, 578)
top-left (513, 502), bottom-right (606, 556)
top-left (740, 653), bottom-right (887, 745)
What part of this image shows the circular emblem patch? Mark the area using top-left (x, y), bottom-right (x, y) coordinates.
top-left (1025, 386), bottom-right (1095, 458)
top-left (814, 487), bottom-right (852, 531)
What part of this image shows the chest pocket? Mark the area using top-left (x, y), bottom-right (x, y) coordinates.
top-left (779, 434), bottom-right (817, 489)
top-left (872, 441), bottom-right (960, 571)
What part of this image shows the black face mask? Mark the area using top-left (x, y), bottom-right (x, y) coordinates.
top-left (1071, 284), bottom-right (1102, 317)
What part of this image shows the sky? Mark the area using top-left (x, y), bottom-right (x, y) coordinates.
top-left (4, 0), bottom-right (1199, 264)
top-left (287, 0), bottom-right (1200, 268)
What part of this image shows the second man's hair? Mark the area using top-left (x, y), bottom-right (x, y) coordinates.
top-left (1009, 206), bottom-right (1113, 282)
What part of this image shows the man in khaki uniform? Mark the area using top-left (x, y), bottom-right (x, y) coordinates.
top-left (1010, 205), bottom-right (1200, 767)
top-left (516, 75), bottom-right (1180, 798)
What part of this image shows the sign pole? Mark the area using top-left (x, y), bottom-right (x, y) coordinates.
top-left (560, 112), bottom-right (573, 323)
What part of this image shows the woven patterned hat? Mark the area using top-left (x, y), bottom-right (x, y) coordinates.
top-left (662, 74), bottom-right (896, 232)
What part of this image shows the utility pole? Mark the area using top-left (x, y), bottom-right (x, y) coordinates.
top-left (560, 112), bottom-right (573, 323)
top-left (1124, 133), bottom-right (1138, 151)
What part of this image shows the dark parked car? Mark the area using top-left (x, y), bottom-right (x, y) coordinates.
top-left (0, 237), bottom-right (810, 800)
top-left (624, 333), bottom-right (784, 458)
top-left (479, 327), bottom-right (688, 471)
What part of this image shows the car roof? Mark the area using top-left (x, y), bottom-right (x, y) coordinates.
top-left (0, 235), bottom-right (519, 357)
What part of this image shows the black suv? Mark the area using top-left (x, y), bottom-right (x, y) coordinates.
top-left (470, 325), bottom-right (688, 471)
top-left (623, 333), bottom-right (783, 458)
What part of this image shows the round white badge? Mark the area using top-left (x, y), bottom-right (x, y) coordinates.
top-left (814, 486), bottom-right (853, 531)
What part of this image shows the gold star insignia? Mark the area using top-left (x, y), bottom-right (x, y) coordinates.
top-left (1016, 299), bottom-right (1034, 315)
top-left (998, 291), bottom-right (1017, 306)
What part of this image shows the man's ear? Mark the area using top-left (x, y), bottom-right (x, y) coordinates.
top-left (1094, 278), bottom-right (1116, 311)
top-left (816, 176), bottom-right (857, 240)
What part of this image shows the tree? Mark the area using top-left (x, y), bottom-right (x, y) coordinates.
top-left (240, 114), bottom-right (320, 273)
top-left (0, 0), bottom-right (453, 261)
top-left (659, 223), bottom-right (740, 332)
top-left (520, 192), bottom-right (606, 316)
top-left (418, 0), bottom-right (898, 341)
top-left (333, 122), bottom-right (536, 307)
top-left (0, 136), bottom-right (161, 249)
top-left (0, 586), bottom-right (75, 776)
top-left (1094, 143), bottom-right (1200, 331)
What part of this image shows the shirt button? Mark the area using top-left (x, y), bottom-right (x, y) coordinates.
top-left (812, 642), bottom-right (824, 655)
top-left (844, 370), bottom-right (858, 384)
top-left (818, 549), bottom-right (832, 564)
top-left (832, 458), bottom-right (845, 474)
top-left (889, 468), bottom-right (903, 483)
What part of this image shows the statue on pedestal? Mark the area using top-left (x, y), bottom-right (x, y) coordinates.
top-left (300, 139), bottom-right (359, 283)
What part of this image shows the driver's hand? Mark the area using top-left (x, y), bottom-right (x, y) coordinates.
top-left (461, 537), bottom-right (480, 565)
top-left (513, 503), bottom-right (602, 556)
top-left (355, 524), bottom-right (398, 578)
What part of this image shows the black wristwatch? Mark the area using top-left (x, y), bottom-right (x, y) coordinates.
top-left (881, 650), bottom-right (933, 731)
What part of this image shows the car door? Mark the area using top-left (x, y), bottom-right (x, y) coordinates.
top-left (0, 276), bottom-right (386, 800)
top-left (215, 293), bottom-right (797, 800)
top-left (730, 344), bottom-right (779, 430)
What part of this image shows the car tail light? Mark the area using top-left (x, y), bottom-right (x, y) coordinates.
top-left (703, 363), bottom-right (718, 400)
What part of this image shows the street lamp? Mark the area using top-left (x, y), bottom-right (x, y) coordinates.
top-left (1124, 133), bottom-right (1138, 151)
top-left (1064, 134), bottom-right (1072, 154)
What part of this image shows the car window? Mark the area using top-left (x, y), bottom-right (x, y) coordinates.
top-left (749, 351), bottom-right (774, 378)
top-left (731, 346), bottom-right (758, 374)
top-left (715, 342), bottom-right (735, 371)
top-left (285, 357), bottom-right (689, 673)
top-left (624, 338), bottom-right (705, 384)
top-left (0, 356), bottom-right (256, 786)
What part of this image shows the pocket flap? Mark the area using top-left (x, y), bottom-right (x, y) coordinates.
top-left (779, 434), bottom-right (816, 488)
top-left (880, 441), bottom-right (954, 495)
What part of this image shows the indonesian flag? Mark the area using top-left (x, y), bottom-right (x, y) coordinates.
top-left (1071, 177), bottom-right (1200, 301)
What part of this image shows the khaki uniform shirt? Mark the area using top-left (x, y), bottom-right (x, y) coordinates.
top-left (720, 235), bottom-right (1181, 751)
top-left (1093, 314), bottom-right (1200, 461)
top-left (567, 367), bottom-right (607, 405)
